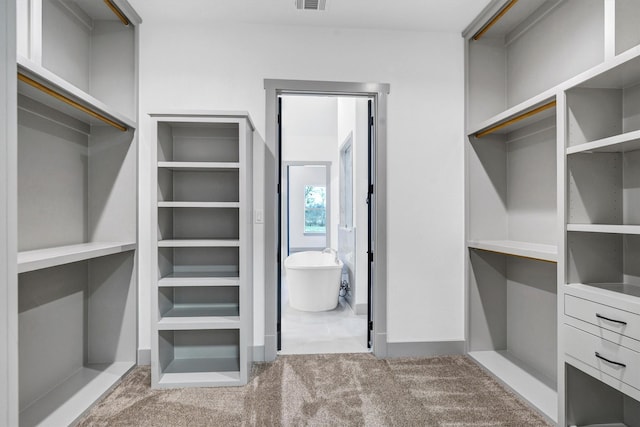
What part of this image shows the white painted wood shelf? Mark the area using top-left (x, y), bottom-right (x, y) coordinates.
top-left (567, 224), bottom-right (640, 235)
top-left (158, 239), bottom-right (240, 248)
top-left (18, 242), bottom-right (136, 273)
top-left (158, 276), bottom-right (240, 287)
top-left (17, 56), bottom-right (136, 129)
top-left (567, 129), bottom-right (640, 154)
top-left (157, 315), bottom-right (241, 330)
top-left (158, 201), bottom-right (240, 208)
top-left (468, 351), bottom-right (557, 423)
top-left (158, 161), bottom-right (240, 171)
top-left (19, 361), bottom-right (134, 427)
top-left (158, 368), bottom-right (241, 388)
top-left (467, 240), bottom-right (558, 262)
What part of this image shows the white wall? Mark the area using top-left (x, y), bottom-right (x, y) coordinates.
top-left (137, 20), bottom-right (465, 353)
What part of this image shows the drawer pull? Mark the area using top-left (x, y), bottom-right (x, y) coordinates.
top-left (595, 352), bottom-right (626, 368)
top-left (595, 313), bottom-right (627, 326)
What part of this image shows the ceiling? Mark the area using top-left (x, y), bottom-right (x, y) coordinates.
top-left (128, 0), bottom-right (493, 33)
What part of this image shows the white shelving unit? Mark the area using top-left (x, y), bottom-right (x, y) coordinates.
top-left (6, 0), bottom-right (142, 425)
top-left (465, 1), bottom-right (640, 425)
top-left (150, 112), bottom-right (255, 388)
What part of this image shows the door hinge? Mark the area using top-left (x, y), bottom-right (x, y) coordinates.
top-left (277, 183), bottom-right (281, 194)
top-left (369, 184), bottom-right (374, 195)
top-left (277, 114), bottom-right (281, 125)
top-left (369, 115), bottom-right (374, 126)
top-left (369, 320), bottom-right (373, 331)
top-left (368, 251), bottom-right (374, 262)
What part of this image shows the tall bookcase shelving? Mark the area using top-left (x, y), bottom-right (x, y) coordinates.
top-left (150, 112), bottom-right (254, 388)
top-left (7, 0), bottom-right (142, 426)
top-left (465, 0), bottom-right (640, 425)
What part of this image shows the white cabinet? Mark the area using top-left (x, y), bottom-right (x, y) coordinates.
top-left (4, 0), bottom-right (142, 425)
top-left (465, 1), bottom-right (640, 425)
top-left (150, 112), bottom-right (254, 388)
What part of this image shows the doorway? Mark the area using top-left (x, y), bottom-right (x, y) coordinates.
top-left (264, 79), bottom-right (390, 361)
top-left (279, 95), bottom-right (369, 354)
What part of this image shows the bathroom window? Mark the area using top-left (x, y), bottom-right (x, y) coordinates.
top-left (304, 185), bottom-right (326, 234)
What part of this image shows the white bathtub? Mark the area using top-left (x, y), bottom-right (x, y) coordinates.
top-left (284, 251), bottom-right (343, 312)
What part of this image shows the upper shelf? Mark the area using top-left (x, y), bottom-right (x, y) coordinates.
top-left (567, 129), bottom-right (640, 154)
top-left (18, 57), bottom-right (136, 130)
top-left (18, 242), bottom-right (136, 273)
top-left (469, 93), bottom-right (556, 138)
top-left (468, 239), bottom-right (558, 263)
top-left (568, 46), bottom-right (640, 90)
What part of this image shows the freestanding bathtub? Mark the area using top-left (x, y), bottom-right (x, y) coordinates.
top-left (285, 250), bottom-right (343, 312)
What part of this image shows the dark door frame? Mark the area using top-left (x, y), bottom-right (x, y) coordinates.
top-left (264, 79), bottom-right (390, 360)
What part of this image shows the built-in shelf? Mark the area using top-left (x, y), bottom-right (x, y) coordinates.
top-left (157, 315), bottom-right (240, 330)
top-left (157, 161), bottom-right (240, 171)
top-left (17, 56), bottom-right (136, 129)
top-left (468, 351), bottom-right (557, 423)
top-left (467, 240), bottom-right (557, 262)
top-left (567, 130), bottom-right (640, 155)
top-left (158, 276), bottom-right (240, 287)
top-left (567, 224), bottom-right (640, 235)
top-left (469, 93), bottom-right (557, 137)
top-left (18, 242), bottom-right (136, 273)
top-left (158, 369), bottom-right (241, 388)
top-left (158, 239), bottom-right (240, 248)
top-left (158, 201), bottom-right (240, 208)
top-left (567, 282), bottom-right (640, 300)
top-left (19, 361), bottom-right (134, 427)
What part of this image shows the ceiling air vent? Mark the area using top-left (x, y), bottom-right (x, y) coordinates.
top-left (296, 0), bottom-right (326, 11)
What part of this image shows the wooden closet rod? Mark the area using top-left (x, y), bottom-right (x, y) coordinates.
top-left (18, 73), bottom-right (128, 132)
top-left (475, 101), bottom-right (556, 138)
top-left (104, 0), bottom-right (130, 26)
top-left (473, 0), bottom-right (518, 41)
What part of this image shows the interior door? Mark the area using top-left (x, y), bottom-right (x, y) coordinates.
top-left (277, 96), bottom-right (283, 351)
top-left (367, 99), bottom-right (375, 349)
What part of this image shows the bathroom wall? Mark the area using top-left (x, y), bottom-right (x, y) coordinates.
top-left (287, 165), bottom-right (328, 251)
top-left (336, 98), bottom-right (369, 314)
top-left (135, 19), bottom-right (466, 355)
top-left (281, 96), bottom-right (339, 250)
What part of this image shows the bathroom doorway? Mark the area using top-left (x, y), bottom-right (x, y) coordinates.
top-left (278, 95), bottom-right (370, 355)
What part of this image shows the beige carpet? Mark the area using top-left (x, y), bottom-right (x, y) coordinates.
top-left (78, 354), bottom-right (552, 426)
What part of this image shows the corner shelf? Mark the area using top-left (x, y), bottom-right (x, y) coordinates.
top-left (18, 242), bottom-right (136, 273)
top-left (467, 240), bottom-right (557, 263)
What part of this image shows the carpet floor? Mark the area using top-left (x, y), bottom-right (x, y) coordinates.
top-left (77, 354), bottom-right (552, 426)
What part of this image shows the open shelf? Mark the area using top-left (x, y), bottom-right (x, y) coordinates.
top-left (469, 96), bottom-right (556, 138)
top-left (158, 207), bottom-right (240, 241)
top-left (467, 0), bottom-right (604, 127)
top-left (18, 57), bottom-right (135, 130)
top-left (567, 129), bottom-right (640, 155)
top-left (158, 285), bottom-right (240, 326)
top-left (568, 224), bottom-right (640, 235)
top-left (158, 368), bottom-right (241, 388)
top-left (158, 239), bottom-right (240, 248)
top-left (565, 363), bottom-right (640, 427)
top-left (158, 169), bottom-right (239, 203)
top-left (158, 161), bottom-right (239, 171)
top-left (19, 361), bottom-right (134, 427)
top-left (157, 316), bottom-right (240, 330)
top-left (468, 350), bottom-right (557, 423)
top-left (468, 240), bottom-right (557, 263)
top-left (18, 242), bottom-right (136, 273)
top-left (158, 276), bottom-right (239, 287)
top-left (158, 201), bottom-right (240, 208)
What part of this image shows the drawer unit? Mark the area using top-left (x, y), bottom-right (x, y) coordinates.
top-left (565, 294), bottom-right (640, 341)
top-left (564, 324), bottom-right (640, 391)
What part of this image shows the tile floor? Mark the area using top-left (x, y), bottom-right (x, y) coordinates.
top-left (280, 276), bottom-right (369, 355)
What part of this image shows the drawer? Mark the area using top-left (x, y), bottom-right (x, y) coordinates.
top-left (564, 324), bottom-right (640, 391)
top-left (565, 294), bottom-right (640, 341)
